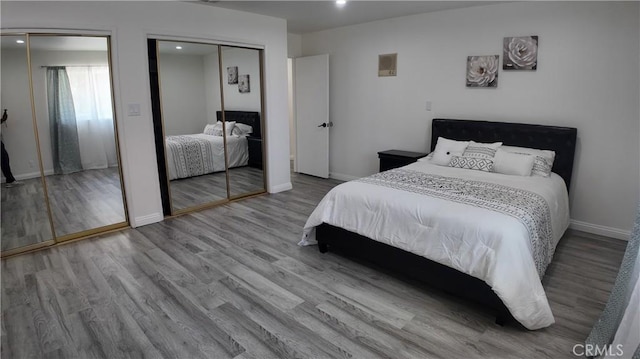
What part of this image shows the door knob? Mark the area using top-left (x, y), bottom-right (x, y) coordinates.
top-left (318, 123), bottom-right (327, 128)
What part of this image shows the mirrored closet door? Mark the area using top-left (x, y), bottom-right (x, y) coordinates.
top-left (1, 34), bottom-right (55, 253)
top-left (220, 46), bottom-right (266, 198)
top-left (29, 35), bottom-right (127, 240)
top-left (0, 32), bottom-right (128, 256)
top-left (149, 39), bottom-right (266, 216)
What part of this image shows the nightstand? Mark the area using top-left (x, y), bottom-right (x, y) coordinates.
top-left (378, 150), bottom-right (428, 172)
top-left (247, 136), bottom-right (263, 169)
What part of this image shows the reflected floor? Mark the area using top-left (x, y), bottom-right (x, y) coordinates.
top-left (170, 166), bottom-right (264, 210)
top-left (1, 176), bottom-right (52, 251)
top-left (1, 167), bottom-right (127, 251)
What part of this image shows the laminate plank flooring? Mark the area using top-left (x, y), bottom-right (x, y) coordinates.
top-left (1, 168), bottom-right (126, 251)
top-left (169, 166), bottom-right (264, 211)
top-left (1, 172), bottom-right (628, 358)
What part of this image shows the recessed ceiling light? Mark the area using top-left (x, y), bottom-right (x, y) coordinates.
top-left (16, 40), bottom-right (25, 44)
top-left (336, 0), bottom-right (346, 7)
top-left (176, 46), bottom-right (183, 50)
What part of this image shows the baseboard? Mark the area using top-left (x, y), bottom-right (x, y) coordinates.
top-left (132, 213), bottom-right (164, 228)
top-left (10, 169), bottom-right (55, 181)
top-left (329, 172), bottom-right (360, 182)
top-left (570, 220), bottom-right (630, 241)
top-left (269, 182), bottom-right (292, 193)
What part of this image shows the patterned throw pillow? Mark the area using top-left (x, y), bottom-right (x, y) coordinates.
top-left (449, 156), bottom-right (494, 172)
top-left (531, 156), bottom-right (554, 177)
top-left (462, 141), bottom-right (502, 159)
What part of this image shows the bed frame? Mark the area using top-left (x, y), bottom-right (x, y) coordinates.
top-left (216, 110), bottom-right (262, 139)
top-left (316, 118), bottom-right (577, 326)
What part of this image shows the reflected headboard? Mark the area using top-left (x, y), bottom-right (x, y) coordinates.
top-left (216, 111), bottom-right (262, 138)
top-left (430, 118), bottom-right (577, 190)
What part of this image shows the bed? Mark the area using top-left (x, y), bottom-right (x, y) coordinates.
top-left (300, 118), bottom-right (577, 330)
top-left (165, 111), bottom-right (262, 180)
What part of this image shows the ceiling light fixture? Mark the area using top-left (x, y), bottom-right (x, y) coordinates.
top-left (336, 0), bottom-right (346, 7)
top-left (16, 40), bottom-right (25, 44)
top-left (176, 46), bottom-right (183, 50)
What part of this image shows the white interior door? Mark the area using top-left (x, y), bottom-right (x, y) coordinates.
top-left (295, 54), bottom-right (329, 178)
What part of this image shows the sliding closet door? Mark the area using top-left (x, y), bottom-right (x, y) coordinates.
top-left (0, 34), bottom-right (54, 254)
top-left (153, 40), bottom-right (229, 213)
top-left (220, 46), bottom-right (266, 198)
top-left (29, 35), bottom-right (127, 240)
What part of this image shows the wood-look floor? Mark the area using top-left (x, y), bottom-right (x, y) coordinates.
top-left (0, 172), bottom-right (627, 358)
top-left (169, 166), bottom-right (265, 211)
top-left (1, 168), bottom-right (126, 251)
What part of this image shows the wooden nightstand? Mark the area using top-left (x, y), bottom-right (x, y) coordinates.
top-left (247, 136), bottom-right (263, 169)
top-left (378, 150), bottom-right (428, 172)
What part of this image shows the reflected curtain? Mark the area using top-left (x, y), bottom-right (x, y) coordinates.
top-left (586, 204), bottom-right (640, 359)
top-left (66, 66), bottom-right (117, 170)
top-left (47, 66), bottom-right (82, 174)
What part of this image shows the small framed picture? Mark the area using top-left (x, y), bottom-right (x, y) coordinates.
top-left (503, 36), bottom-right (538, 70)
top-left (378, 53), bottom-right (397, 77)
top-left (238, 74), bottom-right (250, 93)
top-left (466, 55), bottom-right (499, 88)
top-left (227, 66), bottom-right (238, 84)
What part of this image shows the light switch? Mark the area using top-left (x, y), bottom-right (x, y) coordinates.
top-left (128, 104), bottom-right (141, 116)
top-left (425, 101), bottom-right (432, 111)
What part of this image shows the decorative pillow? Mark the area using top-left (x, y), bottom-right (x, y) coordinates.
top-left (462, 141), bottom-right (503, 159)
top-left (493, 149), bottom-right (535, 176)
top-left (449, 156), bottom-right (494, 172)
top-left (211, 121), bottom-right (236, 136)
top-left (431, 137), bottom-right (470, 166)
top-left (203, 124), bottom-right (216, 135)
top-left (235, 123), bottom-right (253, 134)
top-left (501, 145), bottom-right (555, 177)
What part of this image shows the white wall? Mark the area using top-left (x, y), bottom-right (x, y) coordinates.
top-left (2, 1), bottom-right (291, 227)
top-left (158, 53), bottom-right (209, 136)
top-left (220, 47), bottom-right (261, 112)
top-left (301, 1), bottom-right (640, 236)
top-left (203, 52), bottom-right (222, 124)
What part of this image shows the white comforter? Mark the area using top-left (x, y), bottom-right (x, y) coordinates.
top-left (300, 160), bottom-right (570, 330)
top-left (166, 134), bottom-right (248, 180)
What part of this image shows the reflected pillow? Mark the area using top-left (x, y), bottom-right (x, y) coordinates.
top-left (203, 124), bottom-right (216, 135)
top-left (212, 121), bottom-right (236, 136)
top-left (235, 123), bottom-right (253, 134)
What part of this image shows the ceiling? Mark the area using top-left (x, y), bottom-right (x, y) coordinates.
top-left (197, 1), bottom-right (499, 34)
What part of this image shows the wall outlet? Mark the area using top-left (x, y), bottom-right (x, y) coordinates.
top-left (425, 101), bottom-right (432, 111)
top-left (29, 160), bottom-right (34, 168)
top-left (128, 104), bottom-right (141, 116)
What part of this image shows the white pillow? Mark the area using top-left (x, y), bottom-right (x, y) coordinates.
top-left (235, 123), bottom-right (253, 134)
top-left (501, 145), bottom-right (555, 177)
top-left (462, 141), bottom-right (502, 159)
top-left (203, 124), bottom-right (216, 135)
top-left (493, 149), bottom-right (535, 176)
top-left (212, 121), bottom-right (236, 136)
top-left (431, 137), bottom-right (470, 166)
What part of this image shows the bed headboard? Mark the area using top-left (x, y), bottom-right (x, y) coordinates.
top-left (216, 111), bottom-right (262, 138)
top-left (430, 118), bottom-right (577, 190)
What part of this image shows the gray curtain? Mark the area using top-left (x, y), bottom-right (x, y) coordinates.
top-left (586, 204), bottom-right (640, 358)
top-left (47, 67), bottom-right (82, 174)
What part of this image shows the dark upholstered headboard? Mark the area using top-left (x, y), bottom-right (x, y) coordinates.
top-left (431, 119), bottom-right (577, 190)
top-left (216, 111), bottom-right (262, 138)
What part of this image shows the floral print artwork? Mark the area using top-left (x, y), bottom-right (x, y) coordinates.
top-left (466, 55), bottom-right (499, 88)
top-left (503, 36), bottom-right (538, 70)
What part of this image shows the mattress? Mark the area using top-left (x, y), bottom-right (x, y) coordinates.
top-left (166, 134), bottom-right (248, 180)
top-left (300, 160), bottom-right (570, 330)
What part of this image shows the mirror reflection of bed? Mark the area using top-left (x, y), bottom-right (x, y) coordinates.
top-left (155, 40), bottom-right (265, 213)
